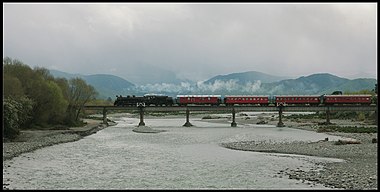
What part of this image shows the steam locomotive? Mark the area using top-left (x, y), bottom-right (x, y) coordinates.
top-left (114, 93), bottom-right (377, 107)
top-left (114, 94), bottom-right (174, 107)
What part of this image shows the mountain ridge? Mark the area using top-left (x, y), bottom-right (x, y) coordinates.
top-left (49, 69), bottom-right (377, 98)
top-left (49, 69), bottom-right (136, 99)
top-left (204, 71), bottom-right (289, 84)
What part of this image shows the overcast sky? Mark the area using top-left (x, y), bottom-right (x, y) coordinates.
top-left (3, 3), bottom-right (377, 83)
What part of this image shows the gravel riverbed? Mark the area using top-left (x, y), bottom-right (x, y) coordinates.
top-left (200, 112), bottom-right (377, 189)
top-left (3, 114), bottom-right (378, 190)
top-left (2, 120), bottom-right (110, 161)
top-left (221, 131), bottom-right (377, 190)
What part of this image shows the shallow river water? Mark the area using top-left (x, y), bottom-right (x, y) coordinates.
top-left (3, 115), bottom-right (346, 189)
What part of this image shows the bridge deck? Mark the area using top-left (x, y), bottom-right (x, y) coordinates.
top-left (83, 105), bottom-right (377, 112)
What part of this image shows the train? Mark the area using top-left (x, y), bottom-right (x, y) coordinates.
top-left (114, 94), bottom-right (174, 107)
top-left (114, 93), bottom-right (377, 107)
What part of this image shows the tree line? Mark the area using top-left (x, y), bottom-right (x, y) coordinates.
top-left (3, 57), bottom-right (98, 139)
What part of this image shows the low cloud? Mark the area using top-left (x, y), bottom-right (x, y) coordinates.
top-left (137, 79), bottom-right (263, 94)
top-left (3, 3), bottom-right (377, 81)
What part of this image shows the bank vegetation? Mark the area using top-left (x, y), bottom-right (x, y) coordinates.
top-left (3, 57), bottom-right (103, 139)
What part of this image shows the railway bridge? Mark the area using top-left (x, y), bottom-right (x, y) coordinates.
top-left (83, 105), bottom-right (377, 127)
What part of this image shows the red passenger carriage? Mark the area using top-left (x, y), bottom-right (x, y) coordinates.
top-left (323, 95), bottom-right (372, 105)
top-left (224, 95), bottom-right (269, 106)
top-left (176, 95), bottom-right (222, 106)
top-left (275, 95), bottom-right (321, 106)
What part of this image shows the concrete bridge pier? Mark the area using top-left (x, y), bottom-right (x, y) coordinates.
top-left (231, 108), bottom-right (237, 127)
top-left (102, 107), bottom-right (108, 125)
top-left (277, 105), bottom-right (285, 127)
top-left (138, 106), bottom-right (145, 126)
top-left (376, 107), bottom-right (378, 125)
top-left (325, 106), bottom-right (331, 124)
top-left (183, 108), bottom-right (193, 127)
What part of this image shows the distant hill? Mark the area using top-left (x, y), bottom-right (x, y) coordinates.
top-left (49, 69), bottom-right (82, 79)
top-left (197, 72), bottom-right (376, 95)
top-left (83, 74), bottom-right (136, 99)
top-left (204, 71), bottom-right (288, 84)
top-left (262, 73), bottom-right (376, 95)
top-left (262, 73), bottom-right (347, 94)
top-left (326, 78), bottom-right (378, 94)
top-left (49, 70), bottom-right (136, 99)
top-left (49, 69), bottom-right (377, 98)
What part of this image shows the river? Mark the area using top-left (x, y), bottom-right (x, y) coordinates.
top-left (3, 114), bottom-right (345, 189)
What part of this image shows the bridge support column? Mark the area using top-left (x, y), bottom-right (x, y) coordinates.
top-left (375, 107), bottom-right (378, 125)
top-left (138, 106), bottom-right (145, 126)
top-left (183, 108), bottom-right (193, 127)
top-left (326, 107), bottom-right (331, 125)
top-left (277, 105), bottom-right (285, 127)
top-left (231, 108), bottom-right (237, 127)
top-left (102, 107), bottom-right (108, 125)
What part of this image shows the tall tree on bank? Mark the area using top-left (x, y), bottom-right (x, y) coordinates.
top-left (66, 78), bottom-right (98, 124)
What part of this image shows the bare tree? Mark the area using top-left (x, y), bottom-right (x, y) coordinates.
top-left (67, 78), bottom-right (98, 123)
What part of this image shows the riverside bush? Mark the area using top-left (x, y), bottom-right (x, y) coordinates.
top-left (3, 97), bottom-right (34, 139)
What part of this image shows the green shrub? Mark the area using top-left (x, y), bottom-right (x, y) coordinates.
top-left (3, 97), bottom-right (34, 139)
